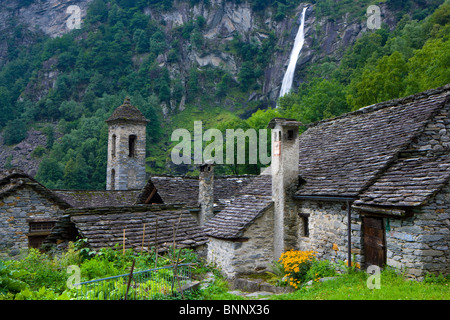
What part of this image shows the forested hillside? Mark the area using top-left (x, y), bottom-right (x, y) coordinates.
top-left (0, 0), bottom-right (449, 189)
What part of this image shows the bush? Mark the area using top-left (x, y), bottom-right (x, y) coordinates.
top-left (0, 261), bottom-right (29, 295)
top-left (2, 119), bottom-right (27, 145)
top-left (306, 259), bottom-right (337, 283)
top-left (6, 249), bottom-right (68, 293)
top-left (278, 250), bottom-right (317, 289)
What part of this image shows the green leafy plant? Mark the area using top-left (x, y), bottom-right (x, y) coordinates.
top-left (0, 261), bottom-right (29, 295)
top-left (306, 259), bottom-right (337, 283)
top-left (265, 260), bottom-right (287, 286)
top-left (334, 253), bottom-right (361, 274)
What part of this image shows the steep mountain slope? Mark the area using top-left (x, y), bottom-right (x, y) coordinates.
top-left (0, 0), bottom-right (448, 187)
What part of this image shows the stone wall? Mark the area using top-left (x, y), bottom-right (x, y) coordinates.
top-left (297, 200), bottom-right (363, 265)
top-left (386, 182), bottom-right (449, 279)
top-left (408, 100), bottom-right (450, 153)
top-left (296, 188), bottom-right (449, 279)
top-left (106, 122), bottom-right (147, 191)
top-left (0, 186), bottom-right (62, 257)
top-left (207, 206), bottom-right (274, 278)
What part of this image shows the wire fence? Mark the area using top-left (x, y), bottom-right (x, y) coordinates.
top-left (73, 263), bottom-right (195, 300)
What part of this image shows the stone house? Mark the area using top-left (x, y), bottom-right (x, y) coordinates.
top-left (0, 98), bottom-right (253, 257)
top-left (0, 169), bottom-right (71, 256)
top-left (2, 88), bottom-right (449, 280)
top-left (205, 84), bottom-right (450, 280)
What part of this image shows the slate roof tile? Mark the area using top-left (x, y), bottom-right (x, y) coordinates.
top-left (355, 153), bottom-right (450, 207)
top-left (53, 190), bottom-right (141, 208)
top-left (296, 85), bottom-right (449, 198)
top-left (137, 175), bottom-right (257, 208)
top-left (205, 85), bottom-right (450, 239)
top-left (204, 174), bottom-right (273, 239)
top-left (69, 205), bottom-right (208, 252)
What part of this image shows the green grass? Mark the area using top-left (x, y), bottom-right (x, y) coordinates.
top-left (201, 268), bottom-right (449, 300)
top-left (270, 270), bottom-right (449, 300)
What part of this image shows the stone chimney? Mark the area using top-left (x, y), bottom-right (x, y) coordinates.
top-left (198, 160), bottom-right (215, 226)
top-left (268, 118), bottom-right (302, 259)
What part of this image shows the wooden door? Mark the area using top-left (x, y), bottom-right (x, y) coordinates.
top-left (363, 216), bottom-right (386, 268)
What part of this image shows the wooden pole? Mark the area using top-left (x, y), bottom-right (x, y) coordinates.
top-left (141, 223), bottom-right (146, 253)
top-left (123, 229), bottom-right (126, 255)
top-left (154, 218), bottom-right (158, 268)
top-left (347, 200), bottom-right (352, 269)
top-left (125, 259), bottom-right (135, 300)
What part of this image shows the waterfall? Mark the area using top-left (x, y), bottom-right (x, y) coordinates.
top-left (278, 7), bottom-right (307, 103)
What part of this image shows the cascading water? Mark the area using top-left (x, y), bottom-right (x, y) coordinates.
top-left (278, 7), bottom-right (307, 104)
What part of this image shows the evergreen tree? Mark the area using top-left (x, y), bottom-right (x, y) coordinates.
top-left (3, 119), bottom-right (27, 146)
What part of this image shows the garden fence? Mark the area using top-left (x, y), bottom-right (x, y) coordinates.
top-left (73, 263), bottom-right (195, 300)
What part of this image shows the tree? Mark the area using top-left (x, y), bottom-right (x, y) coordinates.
top-left (63, 154), bottom-right (89, 189)
top-left (35, 157), bottom-right (63, 186)
top-left (347, 51), bottom-right (408, 110)
top-left (279, 79), bottom-right (349, 124)
top-left (238, 61), bottom-right (255, 91)
top-left (404, 38), bottom-right (450, 95)
top-left (86, 0), bottom-right (108, 23)
top-left (216, 73), bottom-right (232, 98)
top-left (59, 100), bottom-right (85, 121)
top-left (133, 29), bottom-right (149, 54)
top-left (187, 68), bottom-right (199, 101)
top-left (2, 119), bottom-right (27, 145)
top-left (0, 86), bottom-right (13, 127)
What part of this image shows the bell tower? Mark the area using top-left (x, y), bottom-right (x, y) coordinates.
top-left (105, 98), bottom-right (149, 190)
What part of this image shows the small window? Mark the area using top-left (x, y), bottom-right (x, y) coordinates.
top-left (28, 221), bottom-right (55, 250)
top-left (303, 217), bottom-right (309, 237)
top-left (111, 169), bottom-right (116, 190)
top-left (128, 135), bottom-right (137, 157)
top-left (298, 213), bottom-right (309, 237)
top-left (111, 134), bottom-right (116, 158)
top-left (29, 222), bottom-right (55, 233)
top-left (287, 129), bottom-right (295, 140)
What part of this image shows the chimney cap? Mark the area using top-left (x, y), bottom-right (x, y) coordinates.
top-left (267, 117), bottom-right (303, 129)
top-left (200, 160), bottom-right (215, 171)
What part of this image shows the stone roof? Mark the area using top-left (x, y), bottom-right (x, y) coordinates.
top-left (296, 85), bottom-right (450, 198)
top-left (354, 153), bottom-right (450, 207)
top-left (137, 175), bottom-right (258, 209)
top-left (105, 97), bottom-right (149, 124)
top-left (0, 169), bottom-right (71, 209)
top-left (53, 190), bottom-right (141, 208)
top-left (204, 85), bottom-right (450, 239)
top-left (204, 174), bottom-right (272, 239)
top-left (67, 205), bottom-right (208, 252)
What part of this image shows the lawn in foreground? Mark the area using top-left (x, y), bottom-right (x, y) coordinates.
top-left (271, 269), bottom-right (449, 300)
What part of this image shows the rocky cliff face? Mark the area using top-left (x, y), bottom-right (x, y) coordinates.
top-left (0, 0), bottom-right (388, 104)
top-left (0, 0), bottom-right (92, 38)
top-left (0, 1), bottom-right (398, 175)
top-left (0, 129), bottom-right (47, 176)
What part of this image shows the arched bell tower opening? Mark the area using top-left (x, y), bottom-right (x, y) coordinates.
top-left (105, 97), bottom-right (149, 190)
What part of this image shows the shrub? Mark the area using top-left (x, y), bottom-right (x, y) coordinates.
top-left (306, 259), bottom-right (337, 283)
top-left (2, 119), bottom-right (27, 145)
top-left (0, 261), bottom-right (29, 295)
top-left (6, 249), bottom-right (67, 293)
top-left (278, 250), bottom-right (317, 289)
